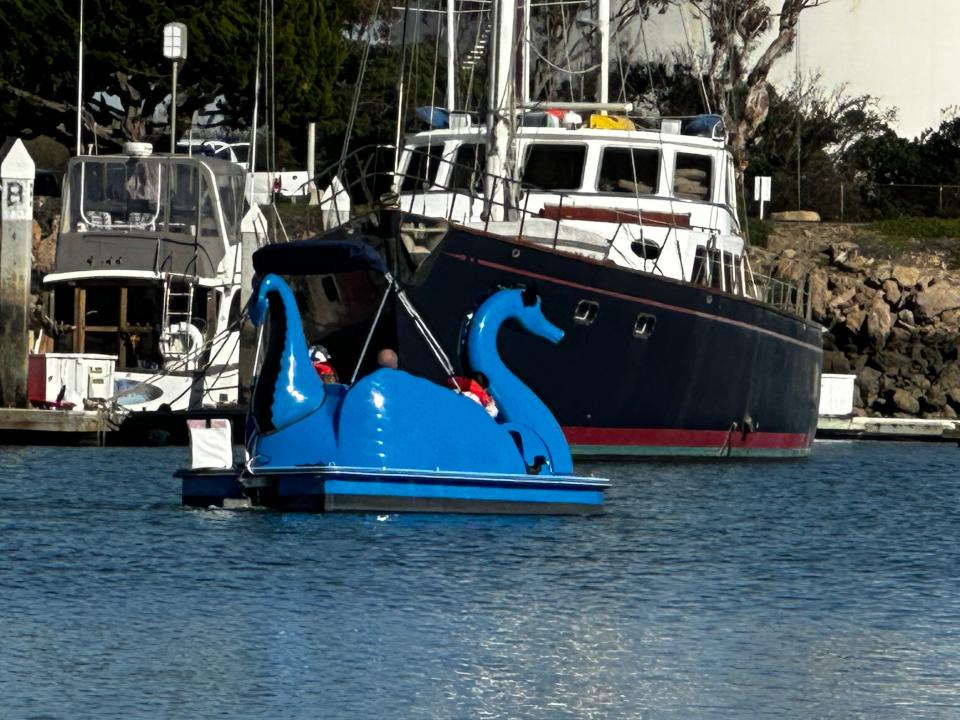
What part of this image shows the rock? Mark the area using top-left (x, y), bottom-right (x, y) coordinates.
top-left (892, 388), bottom-right (920, 414)
top-left (882, 279), bottom-right (902, 305)
top-left (823, 350), bottom-right (851, 373)
top-left (845, 306), bottom-right (867, 334)
top-left (857, 366), bottom-right (882, 406)
top-left (866, 294), bottom-right (893, 346)
top-left (948, 388), bottom-right (960, 406)
top-left (770, 210), bottom-right (821, 222)
top-left (897, 309), bottom-right (916, 326)
top-left (945, 404), bottom-right (958, 419)
top-left (808, 269), bottom-right (829, 319)
top-left (830, 287), bottom-right (857, 309)
top-left (891, 264), bottom-right (921, 288)
top-left (889, 327), bottom-right (912, 344)
top-left (923, 386), bottom-right (948, 411)
top-left (915, 283), bottom-right (960, 320)
top-left (875, 349), bottom-right (912, 377)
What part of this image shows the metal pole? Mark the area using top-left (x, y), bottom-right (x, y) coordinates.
top-left (840, 180), bottom-right (844, 222)
top-left (522, 0), bottom-right (531, 106)
top-left (446, 0), bottom-right (456, 110)
top-left (307, 122), bottom-right (317, 205)
top-left (170, 61), bottom-right (178, 154)
top-left (598, 0), bottom-right (609, 106)
top-left (76, 0), bottom-right (84, 156)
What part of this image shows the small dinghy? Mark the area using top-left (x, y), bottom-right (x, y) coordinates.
top-left (176, 238), bottom-right (609, 515)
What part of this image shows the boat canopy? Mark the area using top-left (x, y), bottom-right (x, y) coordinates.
top-left (55, 154), bottom-right (246, 277)
top-left (253, 236), bottom-right (387, 276)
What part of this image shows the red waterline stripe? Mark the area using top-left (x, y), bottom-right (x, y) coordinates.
top-left (442, 251), bottom-right (820, 353)
top-left (563, 426), bottom-right (812, 450)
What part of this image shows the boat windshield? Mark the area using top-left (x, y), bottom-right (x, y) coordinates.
top-left (62, 156), bottom-right (246, 244)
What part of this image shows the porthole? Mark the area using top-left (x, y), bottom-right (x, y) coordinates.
top-left (573, 300), bottom-right (599, 325)
top-left (634, 313), bottom-right (656, 338)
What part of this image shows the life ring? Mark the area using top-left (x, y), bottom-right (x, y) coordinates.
top-left (160, 321), bottom-right (204, 361)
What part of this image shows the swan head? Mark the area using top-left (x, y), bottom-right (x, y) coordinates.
top-left (250, 273), bottom-right (280, 326)
top-left (513, 286), bottom-right (564, 345)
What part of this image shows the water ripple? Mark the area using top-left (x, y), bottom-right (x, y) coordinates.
top-left (0, 441), bottom-right (959, 718)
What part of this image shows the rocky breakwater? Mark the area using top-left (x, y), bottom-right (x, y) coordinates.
top-left (754, 222), bottom-right (960, 419)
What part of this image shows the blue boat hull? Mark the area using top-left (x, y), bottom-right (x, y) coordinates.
top-left (178, 467), bottom-right (607, 515)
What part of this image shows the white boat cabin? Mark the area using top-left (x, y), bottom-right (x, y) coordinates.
top-left (40, 146), bottom-right (268, 412)
top-left (393, 115), bottom-right (751, 297)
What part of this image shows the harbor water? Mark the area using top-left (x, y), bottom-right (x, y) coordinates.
top-left (1, 441), bottom-right (958, 719)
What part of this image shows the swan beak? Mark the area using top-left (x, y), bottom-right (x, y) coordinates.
top-left (543, 322), bottom-right (564, 344)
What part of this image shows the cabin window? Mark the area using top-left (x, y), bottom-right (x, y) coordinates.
top-left (522, 144), bottom-right (586, 190)
top-left (167, 163), bottom-right (199, 234)
top-left (401, 145), bottom-right (444, 191)
top-left (321, 275), bottom-right (341, 303)
top-left (215, 168), bottom-right (245, 240)
top-left (598, 147), bottom-right (660, 194)
top-left (633, 313), bottom-right (656, 338)
top-left (448, 143), bottom-right (486, 193)
top-left (674, 153), bottom-right (713, 202)
top-left (198, 174), bottom-right (219, 237)
top-left (573, 299), bottom-right (599, 325)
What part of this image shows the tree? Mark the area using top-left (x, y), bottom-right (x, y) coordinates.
top-left (0, 0), bottom-right (346, 157)
top-left (665, 0), bottom-right (828, 173)
top-left (547, 0), bottom-right (827, 173)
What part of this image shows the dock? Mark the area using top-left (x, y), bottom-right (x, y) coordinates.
top-left (817, 416), bottom-right (960, 442)
top-left (0, 408), bottom-right (116, 445)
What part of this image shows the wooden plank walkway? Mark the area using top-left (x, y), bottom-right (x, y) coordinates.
top-left (818, 416), bottom-right (960, 442)
top-left (0, 407), bottom-right (115, 444)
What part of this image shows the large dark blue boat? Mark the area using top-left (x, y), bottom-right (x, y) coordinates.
top-left (305, 0), bottom-right (822, 458)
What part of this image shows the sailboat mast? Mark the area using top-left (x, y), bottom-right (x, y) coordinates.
top-left (485, 0), bottom-right (516, 221)
top-left (522, 0), bottom-right (531, 105)
top-left (598, 0), bottom-right (609, 104)
top-left (446, 0), bottom-right (456, 109)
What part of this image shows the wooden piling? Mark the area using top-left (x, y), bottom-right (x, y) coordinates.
top-left (0, 139), bottom-right (35, 408)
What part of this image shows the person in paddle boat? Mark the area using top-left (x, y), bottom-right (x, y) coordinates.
top-left (447, 372), bottom-right (499, 418)
top-left (309, 345), bottom-right (339, 384)
top-left (377, 348), bottom-right (399, 369)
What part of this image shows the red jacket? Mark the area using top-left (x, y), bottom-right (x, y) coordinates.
top-left (448, 376), bottom-right (493, 407)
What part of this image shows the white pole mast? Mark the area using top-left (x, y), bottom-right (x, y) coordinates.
top-left (76, 0), bottom-right (84, 155)
top-left (598, 0), bottom-right (609, 105)
top-left (522, 0), bottom-right (531, 106)
top-left (446, 0), bottom-right (456, 109)
top-left (485, 0), bottom-right (516, 221)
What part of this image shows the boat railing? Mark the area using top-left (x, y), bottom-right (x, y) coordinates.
top-left (309, 146), bottom-right (809, 318)
top-left (748, 271), bottom-right (810, 318)
top-left (310, 144), bottom-right (709, 238)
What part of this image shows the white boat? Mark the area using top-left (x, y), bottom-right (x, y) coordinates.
top-left (39, 142), bottom-right (268, 427)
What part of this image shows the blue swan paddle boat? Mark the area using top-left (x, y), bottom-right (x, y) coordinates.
top-left (178, 238), bottom-right (609, 514)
